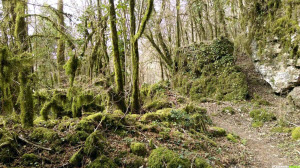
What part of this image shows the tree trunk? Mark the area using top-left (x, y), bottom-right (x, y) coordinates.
top-left (108, 0), bottom-right (126, 112)
top-left (175, 0), bottom-right (180, 72)
top-left (15, 0), bottom-right (33, 128)
top-left (130, 0), bottom-right (154, 113)
top-left (57, 0), bottom-right (65, 68)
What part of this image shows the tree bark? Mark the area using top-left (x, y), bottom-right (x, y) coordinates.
top-left (130, 0), bottom-right (154, 113)
top-left (57, 0), bottom-right (65, 68)
top-left (108, 0), bottom-right (126, 112)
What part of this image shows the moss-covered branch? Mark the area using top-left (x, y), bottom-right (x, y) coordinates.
top-left (133, 0), bottom-right (154, 42)
top-left (25, 14), bottom-right (75, 50)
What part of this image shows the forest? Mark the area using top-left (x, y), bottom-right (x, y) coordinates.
top-left (0, 0), bottom-right (300, 167)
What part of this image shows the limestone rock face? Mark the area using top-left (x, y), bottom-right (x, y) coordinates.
top-left (251, 40), bottom-right (300, 93)
top-left (288, 87), bottom-right (300, 108)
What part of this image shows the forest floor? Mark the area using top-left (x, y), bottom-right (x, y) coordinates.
top-left (198, 54), bottom-right (300, 167)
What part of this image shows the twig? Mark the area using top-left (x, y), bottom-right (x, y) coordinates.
top-left (18, 135), bottom-right (52, 151)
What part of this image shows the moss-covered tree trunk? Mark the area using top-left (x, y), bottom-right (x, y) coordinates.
top-left (19, 70), bottom-right (33, 127)
top-left (57, 0), bottom-right (65, 85)
top-left (174, 0), bottom-right (180, 72)
top-left (15, 0), bottom-right (33, 128)
top-left (130, 0), bottom-right (154, 113)
top-left (57, 0), bottom-right (65, 67)
top-left (108, 0), bottom-right (126, 112)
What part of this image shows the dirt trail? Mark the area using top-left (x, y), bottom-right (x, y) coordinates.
top-left (201, 101), bottom-right (293, 167)
top-left (197, 53), bottom-right (299, 167)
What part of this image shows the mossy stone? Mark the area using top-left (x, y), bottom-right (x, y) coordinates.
top-left (123, 153), bottom-right (144, 168)
top-left (148, 147), bottom-right (190, 168)
top-left (125, 114), bottom-right (140, 125)
top-left (87, 155), bottom-right (117, 168)
top-left (69, 148), bottom-right (84, 167)
top-left (21, 153), bottom-right (40, 166)
top-left (194, 157), bottom-right (212, 168)
top-left (130, 142), bottom-right (147, 156)
top-left (66, 131), bottom-right (89, 145)
top-left (209, 127), bottom-right (226, 137)
top-left (84, 131), bottom-right (107, 159)
top-left (0, 130), bottom-right (18, 163)
top-left (292, 127), bottom-right (300, 140)
top-left (226, 133), bottom-right (238, 143)
top-left (30, 127), bottom-right (59, 142)
top-left (144, 100), bottom-right (173, 112)
top-left (140, 108), bottom-right (172, 123)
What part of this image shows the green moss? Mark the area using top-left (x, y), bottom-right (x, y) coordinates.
top-left (0, 47), bottom-right (13, 115)
top-left (159, 131), bottom-right (171, 141)
top-left (69, 148), bottom-right (84, 167)
top-left (33, 117), bottom-right (59, 128)
top-left (250, 109), bottom-right (276, 127)
top-left (176, 38), bottom-right (248, 101)
top-left (40, 101), bottom-right (52, 121)
top-left (76, 112), bottom-right (111, 133)
top-left (30, 127), bottom-right (59, 142)
top-left (66, 131), bottom-right (89, 145)
top-left (125, 114), bottom-right (140, 125)
top-left (141, 122), bottom-right (160, 133)
top-left (130, 142), bottom-right (147, 156)
top-left (64, 54), bottom-right (79, 87)
top-left (87, 155), bottom-right (117, 168)
top-left (167, 157), bottom-right (190, 168)
top-left (144, 99), bottom-right (173, 112)
top-left (222, 107), bottom-right (235, 114)
top-left (149, 139), bottom-right (156, 149)
top-left (58, 121), bottom-right (71, 132)
top-left (148, 147), bottom-right (190, 168)
top-left (84, 131), bottom-right (107, 159)
top-left (226, 133), bottom-right (239, 143)
top-left (251, 94), bottom-right (271, 106)
top-left (147, 81), bottom-right (170, 98)
top-left (19, 70), bottom-right (34, 128)
top-left (252, 121), bottom-right (264, 128)
top-left (184, 104), bottom-right (207, 114)
top-left (209, 127), bottom-right (226, 137)
top-left (292, 127), bottom-right (300, 140)
top-left (0, 129), bottom-right (18, 163)
top-left (194, 157), bottom-right (212, 168)
top-left (271, 127), bottom-right (293, 133)
top-left (21, 153), bottom-right (40, 166)
top-left (250, 109), bottom-right (276, 121)
top-left (123, 153), bottom-right (144, 168)
top-left (140, 108), bottom-right (172, 123)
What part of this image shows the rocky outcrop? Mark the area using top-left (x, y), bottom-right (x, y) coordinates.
top-left (288, 87), bottom-right (300, 108)
top-left (251, 40), bottom-right (300, 94)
